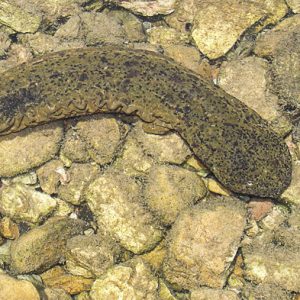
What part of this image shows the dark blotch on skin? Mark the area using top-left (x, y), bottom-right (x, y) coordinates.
top-left (0, 45), bottom-right (292, 198)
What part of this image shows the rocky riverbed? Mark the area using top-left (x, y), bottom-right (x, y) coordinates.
top-left (0, 1), bottom-right (299, 299)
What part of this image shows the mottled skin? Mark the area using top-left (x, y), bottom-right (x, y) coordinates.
top-left (0, 46), bottom-right (292, 197)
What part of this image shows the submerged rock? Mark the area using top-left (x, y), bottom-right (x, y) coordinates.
top-left (163, 196), bottom-right (247, 289)
top-left (10, 217), bottom-right (87, 273)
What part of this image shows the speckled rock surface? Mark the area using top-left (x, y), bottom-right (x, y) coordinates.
top-left (37, 159), bottom-right (65, 195)
top-left (10, 217), bottom-right (87, 273)
top-left (58, 163), bottom-right (100, 205)
top-left (0, 122), bottom-right (63, 177)
top-left (0, 183), bottom-right (57, 223)
top-left (0, 274), bottom-right (40, 300)
top-left (191, 1), bottom-right (265, 59)
top-left (85, 171), bottom-right (163, 254)
top-left (191, 288), bottom-right (239, 300)
top-left (163, 196), bottom-right (247, 289)
top-left (41, 266), bottom-right (93, 295)
top-left (144, 165), bottom-right (206, 225)
top-left (0, 1), bottom-right (41, 33)
top-left (44, 287), bottom-right (72, 300)
top-left (243, 228), bottom-right (300, 292)
top-left (286, 0), bottom-right (300, 12)
top-left (108, 0), bottom-right (176, 16)
top-left (65, 233), bottom-right (121, 278)
top-left (218, 56), bottom-right (280, 122)
top-left (89, 258), bottom-right (158, 300)
top-left (55, 10), bottom-right (144, 45)
top-left (75, 116), bottom-right (123, 165)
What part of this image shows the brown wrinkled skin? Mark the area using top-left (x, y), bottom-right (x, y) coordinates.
top-left (0, 45), bottom-right (292, 197)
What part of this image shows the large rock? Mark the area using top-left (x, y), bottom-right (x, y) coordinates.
top-left (0, 274), bottom-right (40, 300)
top-left (0, 122), bottom-right (63, 177)
top-left (163, 196), bottom-right (247, 289)
top-left (85, 171), bottom-right (163, 254)
top-left (10, 217), bottom-right (87, 273)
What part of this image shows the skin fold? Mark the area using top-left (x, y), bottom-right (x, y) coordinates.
top-left (0, 45), bottom-right (292, 198)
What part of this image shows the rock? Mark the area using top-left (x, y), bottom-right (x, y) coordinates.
top-left (75, 116), bottom-right (122, 165)
top-left (247, 199), bottom-right (274, 221)
top-left (0, 274), bottom-right (40, 300)
top-left (191, 1), bottom-right (265, 59)
top-left (191, 288), bottom-right (239, 300)
top-left (158, 279), bottom-right (177, 300)
top-left (287, 0), bottom-right (300, 12)
top-left (10, 217), bottom-right (87, 273)
top-left (89, 258), bottom-right (158, 300)
top-left (163, 196), bottom-right (247, 289)
top-left (0, 0), bottom-right (41, 33)
top-left (55, 10), bottom-right (144, 46)
top-left (37, 160), bottom-right (65, 195)
top-left (44, 287), bottom-right (72, 300)
top-left (140, 240), bottom-right (167, 272)
top-left (41, 266), bottom-right (94, 295)
top-left (85, 171), bottom-right (163, 254)
top-left (107, 0), bottom-right (176, 16)
top-left (0, 240), bottom-right (11, 267)
top-left (163, 44), bottom-right (212, 80)
top-left (218, 57), bottom-right (280, 122)
top-left (206, 178), bottom-right (231, 196)
top-left (147, 26), bottom-right (189, 46)
top-left (20, 32), bottom-right (84, 55)
top-left (281, 161), bottom-right (300, 206)
top-left (52, 199), bottom-right (74, 217)
top-left (0, 44), bottom-right (33, 73)
top-left (259, 205), bottom-right (289, 231)
top-left (134, 123), bottom-right (191, 164)
top-left (0, 30), bottom-right (11, 56)
top-left (75, 291), bottom-right (91, 300)
top-left (242, 283), bottom-right (293, 300)
top-left (58, 163), bottom-right (100, 205)
top-left (253, 0), bottom-right (288, 29)
top-left (144, 165), bottom-right (206, 225)
top-left (65, 233), bottom-right (121, 278)
top-left (0, 217), bottom-right (19, 239)
top-left (254, 15), bottom-right (300, 57)
top-left (243, 227), bottom-right (300, 292)
top-left (268, 27), bottom-right (300, 113)
top-left (60, 128), bottom-right (90, 163)
top-left (0, 122), bottom-right (63, 177)
top-left (2, 172), bottom-right (37, 186)
top-left (0, 183), bottom-right (57, 223)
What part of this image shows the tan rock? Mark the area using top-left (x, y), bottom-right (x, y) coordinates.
top-left (10, 217), bottom-right (87, 273)
top-left (76, 116), bottom-right (122, 165)
top-left (147, 26), bottom-right (189, 46)
top-left (0, 0), bottom-right (41, 33)
top-left (60, 128), bottom-right (90, 163)
top-left (0, 183), bottom-right (57, 223)
top-left (206, 178), bottom-right (231, 196)
top-left (163, 196), bottom-right (247, 289)
top-left (90, 258), bottom-right (158, 300)
top-left (85, 171), bottom-right (163, 254)
top-left (0, 274), bottom-right (40, 300)
top-left (65, 233), bottom-right (121, 278)
top-left (44, 288), bottom-right (72, 300)
top-left (0, 122), bottom-right (63, 177)
top-left (144, 165), bottom-right (206, 225)
top-left (0, 217), bottom-right (19, 239)
top-left (58, 163), bottom-right (100, 205)
top-left (254, 15), bottom-right (300, 57)
top-left (37, 159), bottom-right (65, 194)
top-left (191, 288), bottom-right (239, 300)
top-left (247, 199), bottom-right (273, 221)
top-left (286, 0), bottom-right (300, 12)
top-left (192, 1), bottom-right (265, 59)
top-left (41, 266), bottom-right (93, 295)
top-left (218, 56), bottom-right (280, 122)
top-left (163, 44), bottom-right (212, 80)
top-left (108, 0), bottom-right (176, 16)
top-left (281, 161), bottom-right (300, 206)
